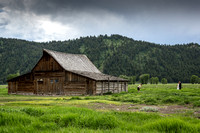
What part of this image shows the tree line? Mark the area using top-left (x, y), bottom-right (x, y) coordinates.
top-left (121, 74), bottom-right (199, 84)
top-left (0, 34), bottom-right (200, 84)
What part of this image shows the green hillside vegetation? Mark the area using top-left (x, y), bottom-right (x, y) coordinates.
top-left (0, 35), bottom-right (200, 84)
top-left (0, 84), bottom-right (200, 132)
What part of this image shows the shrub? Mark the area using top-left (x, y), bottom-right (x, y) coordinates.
top-left (190, 75), bottom-right (199, 84)
top-left (161, 78), bottom-right (168, 84)
top-left (150, 77), bottom-right (159, 84)
top-left (6, 72), bottom-right (20, 81)
top-left (119, 75), bottom-right (129, 80)
top-left (129, 76), bottom-right (136, 84)
top-left (119, 75), bottom-right (136, 84)
top-left (139, 74), bottom-right (150, 84)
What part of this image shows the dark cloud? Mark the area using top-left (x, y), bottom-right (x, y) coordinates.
top-left (0, 0), bottom-right (200, 44)
top-left (4, 0), bottom-right (200, 15)
top-left (3, 0), bottom-right (200, 22)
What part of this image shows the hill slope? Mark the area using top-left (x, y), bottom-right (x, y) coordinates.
top-left (0, 35), bottom-right (199, 84)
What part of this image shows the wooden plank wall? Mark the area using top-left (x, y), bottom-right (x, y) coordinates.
top-left (63, 71), bottom-right (88, 95)
top-left (34, 72), bottom-right (65, 95)
top-left (33, 53), bottom-right (65, 95)
top-left (33, 53), bottom-right (63, 72)
top-left (8, 53), bottom-right (129, 96)
top-left (8, 73), bottom-right (34, 94)
top-left (17, 81), bottom-right (34, 94)
top-left (33, 71), bottom-right (95, 96)
top-left (8, 82), bottom-right (17, 94)
top-left (96, 81), bottom-right (128, 94)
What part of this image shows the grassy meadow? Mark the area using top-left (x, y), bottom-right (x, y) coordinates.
top-left (0, 84), bottom-right (200, 132)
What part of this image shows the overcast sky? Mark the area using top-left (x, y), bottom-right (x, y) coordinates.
top-left (0, 0), bottom-right (200, 44)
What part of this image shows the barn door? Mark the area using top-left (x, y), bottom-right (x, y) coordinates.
top-left (49, 78), bottom-right (61, 95)
top-left (86, 80), bottom-right (93, 95)
top-left (35, 78), bottom-right (62, 95)
top-left (36, 79), bottom-right (44, 95)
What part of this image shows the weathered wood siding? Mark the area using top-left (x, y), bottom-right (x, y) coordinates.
top-left (8, 81), bottom-right (17, 94)
top-left (64, 71), bottom-right (95, 95)
top-left (34, 73), bottom-right (65, 95)
top-left (8, 51), bottom-right (128, 96)
top-left (33, 52), bottom-right (63, 72)
top-left (96, 81), bottom-right (127, 94)
top-left (31, 53), bottom-right (95, 95)
top-left (32, 52), bottom-right (65, 95)
top-left (8, 73), bottom-right (34, 94)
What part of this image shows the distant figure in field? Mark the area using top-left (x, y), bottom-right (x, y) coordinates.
top-left (137, 84), bottom-right (142, 92)
top-left (179, 81), bottom-right (182, 90)
top-left (177, 82), bottom-right (179, 90)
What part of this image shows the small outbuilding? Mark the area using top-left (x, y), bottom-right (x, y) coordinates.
top-left (7, 49), bottom-right (128, 95)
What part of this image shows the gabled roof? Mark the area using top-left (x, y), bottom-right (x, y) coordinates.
top-left (7, 49), bottom-right (128, 82)
top-left (44, 49), bottom-right (127, 81)
top-left (43, 49), bottom-right (101, 73)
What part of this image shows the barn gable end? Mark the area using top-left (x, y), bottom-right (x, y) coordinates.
top-left (32, 51), bottom-right (64, 72)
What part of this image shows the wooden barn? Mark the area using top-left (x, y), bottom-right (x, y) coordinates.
top-left (7, 49), bottom-right (128, 95)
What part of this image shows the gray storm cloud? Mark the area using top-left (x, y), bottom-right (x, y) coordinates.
top-left (0, 0), bottom-right (200, 44)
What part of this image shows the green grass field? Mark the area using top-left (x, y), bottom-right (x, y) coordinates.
top-left (0, 84), bottom-right (200, 133)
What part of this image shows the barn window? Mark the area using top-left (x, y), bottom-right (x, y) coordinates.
top-left (50, 79), bottom-right (54, 83)
top-left (38, 79), bottom-right (43, 84)
top-left (55, 79), bottom-right (58, 83)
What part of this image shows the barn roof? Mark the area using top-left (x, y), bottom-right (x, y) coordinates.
top-left (7, 49), bottom-right (128, 82)
top-left (71, 70), bottom-right (127, 81)
top-left (44, 49), bottom-right (127, 81)
top-left (43, 49), bottom-right (101, 73)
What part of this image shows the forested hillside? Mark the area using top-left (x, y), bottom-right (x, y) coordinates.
top-left (0, 35), bottom-right (199, 84)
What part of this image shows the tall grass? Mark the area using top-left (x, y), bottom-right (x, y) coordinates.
top-left (0, 106), bottom-right (200, 132)
top-left (109, 84), bottom-right (200, 106)
top-left (0, 84), bottom-right (200, 132)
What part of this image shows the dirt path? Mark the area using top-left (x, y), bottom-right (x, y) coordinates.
top-left (80, 103), bottom-right (200, 118)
